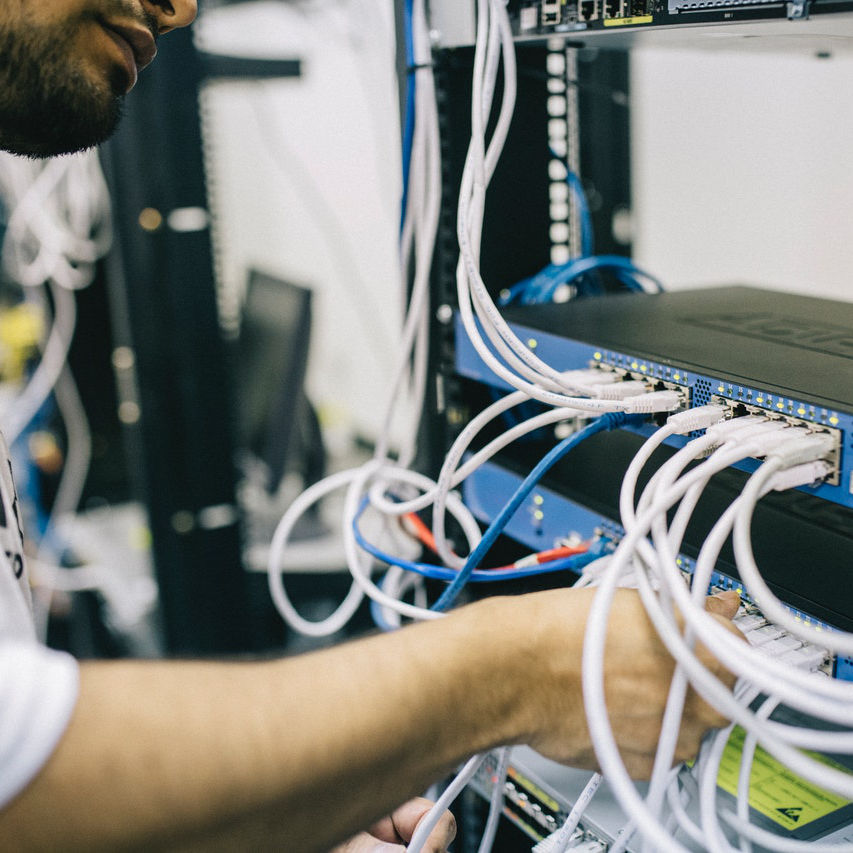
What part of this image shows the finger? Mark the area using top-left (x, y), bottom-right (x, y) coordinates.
top-left (329, 831), bottom-right (405, 852)
top-left (366, 815), bottom-right (399, 843)
top-left (704, 589), bottom-right (740, 619)
top-left (389, 797), bottom-right (457, 851)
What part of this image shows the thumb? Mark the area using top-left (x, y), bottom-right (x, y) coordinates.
top-left (332, 833), bottom-right (405, 853)
top-left (705, 589), bottom-right (740, 620)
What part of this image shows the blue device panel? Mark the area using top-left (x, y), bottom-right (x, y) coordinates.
top-left (463, 459), bottom-right (850, 681)
top-left (455, 314), bottom-right (853, 509)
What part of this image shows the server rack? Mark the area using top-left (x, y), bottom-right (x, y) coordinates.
top-left (104, 28), bottom-right (300, 656)
top-left (421, 7), bottom-right (853, 850)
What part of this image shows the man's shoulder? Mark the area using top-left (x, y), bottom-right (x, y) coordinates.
top-left (0, 429), bottom-right (34, 639)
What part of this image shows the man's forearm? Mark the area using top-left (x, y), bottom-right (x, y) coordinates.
top-left (0, 587), bottom-right (738, 851)
top-left (0, 596), bottom-right (532, 852)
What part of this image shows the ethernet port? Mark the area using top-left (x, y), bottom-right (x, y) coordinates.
top-left (579, 0), bottom-right (599, 19)
top-left (541, 0), bottom-right (562, 24)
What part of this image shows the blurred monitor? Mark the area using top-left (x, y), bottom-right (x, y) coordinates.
top-left (235, 269), bottom-right (324, 492)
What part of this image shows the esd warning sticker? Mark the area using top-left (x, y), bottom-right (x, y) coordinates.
top-left (717, 727), bottom-right (851, 831)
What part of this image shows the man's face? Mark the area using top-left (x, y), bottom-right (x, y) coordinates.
top-left (0, 0), bottom-right (197, 158)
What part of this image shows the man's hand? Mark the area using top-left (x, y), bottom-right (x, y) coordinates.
top-left (331, 798), bottom-right (456, 853)
top-left (494, 586), bottom-right (741, 779)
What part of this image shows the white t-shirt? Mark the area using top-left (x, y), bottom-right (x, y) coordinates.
top-left (0, 431), bottom-right (79, 808)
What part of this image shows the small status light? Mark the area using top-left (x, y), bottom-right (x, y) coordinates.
top-left (673, 373), bottom-right (681, 381)
top-left (527, 338), bottom-right (538, 350)
top-left (640, 364), bottom-right (648, 373)
top-left (676, 558), bottom-right (683, 566)
top-left (533, 494), bottom-right (544, 506)
top-left (816, 626), bottom-right (824, 632)
top-left (533, 510), bottom-right (545, 521)
top-left (631, 361), bottom-right (639, 370)
top-left (830, 415), bottom-right (840, 426)
top-left (756, 396), bottom-right (764, 404)
top-left (593, 351), bottom-right (602, 361)
top-left (797, 407), bottom-right (806, 416)
top-left (717, 385), bottom-right (725, 393)
top-left (777, 402), bottom-right (785, 410)
top-left (795, 615), bottom-right (802, 622)
top-left (138, 207), bottom-right (163, 232)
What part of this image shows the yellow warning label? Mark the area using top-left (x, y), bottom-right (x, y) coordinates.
top-left (717, 727), bottom-right (852, 831)
top-left (603, 15), bottom-right (654, 26)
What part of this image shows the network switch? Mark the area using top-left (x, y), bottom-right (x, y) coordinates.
top-left (430, 1), bottom-right (853, 54)
top-left (454, 286), bottom-right (853, 510)
top-left (462, 446), bottom-right (853, 672)
top-left (505, 0), bottom-right (850, 38)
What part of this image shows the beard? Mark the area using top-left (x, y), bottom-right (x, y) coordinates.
top-left (0, 17), bottom-right (126, 158)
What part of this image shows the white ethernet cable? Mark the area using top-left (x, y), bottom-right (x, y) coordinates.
top-left (639, 449), bottom-right (853, 737)
top-left (476, 747), bottom-right (510, 853)
top-left (373, 565), bottom-right (429, 631)
top-left (532, 772), bottom-right (602, 853)
top-left (341, 462), bottom-right (484, 622)
top-left (450, 1), bottom-right (680, 416)
top-left (267, 0), bottom-right (441, 634)
top-left (367, 371), bottom-right (660, 517)
top-left (377, 0), bottom-right (440, 470)
top-left (636, 429), bottom-right (831, 819)
top-left (406, 753), bottom-right (487, 853)
top-left (2, 280), bottom-right (77, 446)
top-left (0, 151), bottom-right (109, 640)
top-left (268, 0), bottom-right (684, 634)
top-left (267, 463), bottom-right (475, 634)
top-left (0, 150), bottom-right (108, 471)
top-left (731, 441), bottom-right (853, 656)
top-left (583, 421), bottom-right (852, 852)
top-left (0, 152), bottom-right (111, 292)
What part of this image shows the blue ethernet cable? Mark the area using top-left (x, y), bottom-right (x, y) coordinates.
top-left (567, 171), bottom-right (594, 258)
top-left (368, 548), bottom-right (604, 632)
top-left (399, 0), bottom-right (416, 231)
top-left (499, 164), bottom-right (665, 306)
top-left (432, 411), bottom-right (644, 612)
top-left (352, 502), bottom-right (604, 582)
top-left (536, 254), bottom-right (665, 301)
top-left (502, 254), bottom-right (664, 307)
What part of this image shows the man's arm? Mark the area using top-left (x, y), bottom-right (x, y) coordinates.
top-left (0, 588), bottom-right (738, 851)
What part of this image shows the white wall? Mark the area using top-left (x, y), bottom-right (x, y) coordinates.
top-left (196, 1), bottom-right (405, 450)
top-left (631, 44), bottom-right (853, 302)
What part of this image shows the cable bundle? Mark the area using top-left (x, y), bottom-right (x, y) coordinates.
top-left (581, 409), bottom-right (852, 852)
top-left (267, 0), bottom-right (684, 639)
top-left (0, 151), bottom-right (112, 634)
